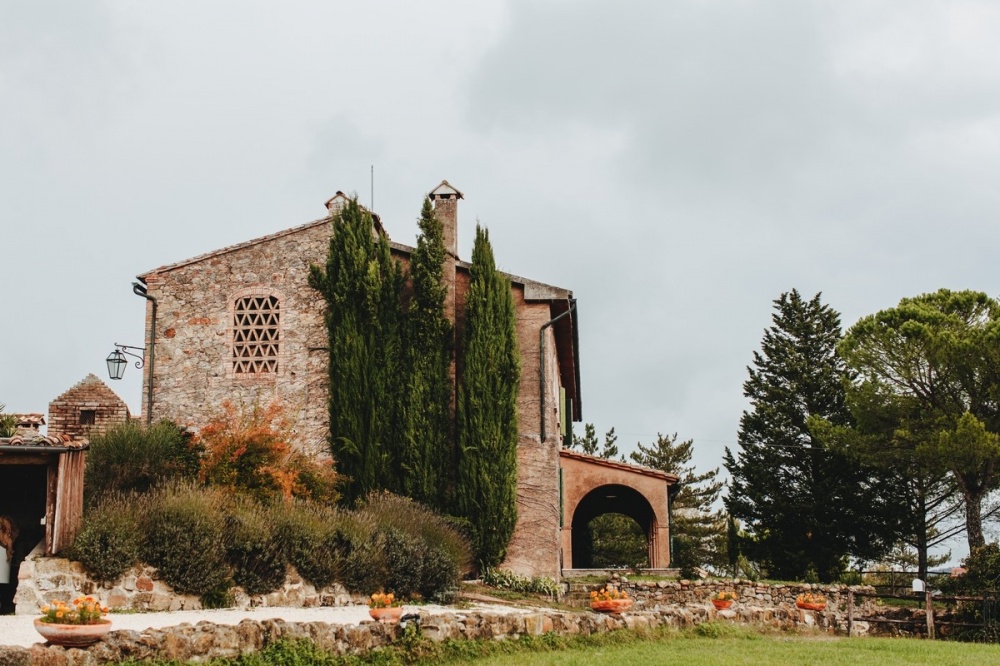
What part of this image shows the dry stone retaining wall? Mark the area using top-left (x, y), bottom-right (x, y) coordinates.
top-left (13, 556), bottom-right (352, 617)
top-left (2, 604), bottom-right (846, 666)
top-left (578, 577), bottom-right (878, 615)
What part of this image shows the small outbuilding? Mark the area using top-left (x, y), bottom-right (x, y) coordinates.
top-left (0, 375), bottom-right (129, 614)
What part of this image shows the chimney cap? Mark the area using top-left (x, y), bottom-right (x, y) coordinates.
top-left (429, 180), bottom-right (464, 200)
top-left (325, 191), bottom-right (350, 211)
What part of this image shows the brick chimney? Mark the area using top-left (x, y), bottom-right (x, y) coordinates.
top-left (429, 181), bottom-right (463, 416)
top-left (428, 180), bottom-right (462, 260)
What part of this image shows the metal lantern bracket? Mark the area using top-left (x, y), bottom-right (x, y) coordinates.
top-left (106, 343), bottom-right (145, 381)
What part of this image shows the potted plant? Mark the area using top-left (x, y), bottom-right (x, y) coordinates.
top-left (589, 586), bottom-right (633, 613)
top-left (795, 592), bottom-right (827, 611)
top-left (34, 597), bottom-right (112, 647)
top-left (368, 592), bottom-right (404, 622)
top-left (711, 590), bottom-right (737, 610)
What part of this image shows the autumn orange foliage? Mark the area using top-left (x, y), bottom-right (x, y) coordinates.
top-left (197, 400), bottom-right (338, 503)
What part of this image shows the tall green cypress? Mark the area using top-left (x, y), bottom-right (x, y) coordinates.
top-left (400, 198), bottom-right (454, 510)
top-left (456, 225), bottom-right (520, 569)
top-left (724, 290), bottom-right (901, 582)
top-left (309, 197), bottom-right (404, 503)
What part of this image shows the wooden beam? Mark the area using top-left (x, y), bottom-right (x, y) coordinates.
top-left (0, 454), bottom-right (56, 465)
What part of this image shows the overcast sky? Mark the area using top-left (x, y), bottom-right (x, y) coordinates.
top-left (4, 1), bottom-right (999, 559)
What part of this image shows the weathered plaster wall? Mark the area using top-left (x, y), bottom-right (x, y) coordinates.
top-left (502, 292), bottom-right (562, 580)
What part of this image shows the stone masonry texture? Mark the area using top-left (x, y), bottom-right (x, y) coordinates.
top-left (137, 195), bottom-right (575, 579)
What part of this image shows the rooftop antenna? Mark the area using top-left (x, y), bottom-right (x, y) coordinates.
top-left (370, 165), bottom-right (374, 212)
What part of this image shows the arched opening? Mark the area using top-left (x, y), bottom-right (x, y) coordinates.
top-left (570, 484), bottom-right (657, 569)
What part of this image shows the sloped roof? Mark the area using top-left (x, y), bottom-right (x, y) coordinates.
top-left (0, 433), bottom-right (86, 451)
top-left (559, 448), bottom-right (679, 483)
top-left (50, 374), bottom-right (129, 409)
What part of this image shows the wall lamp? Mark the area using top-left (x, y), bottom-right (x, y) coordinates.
top-left (106, 343), bottom-right (145, 381)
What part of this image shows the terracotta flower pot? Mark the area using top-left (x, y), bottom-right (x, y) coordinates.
top-left (590, 598), bottom-right (633, 613)
top-left (796, 601), bottom-right (826, 611)
top-left (369, 606), bottom-right (403, 623)
top-left (33, 619), bottom-right (112, 647)
top-left (712, 599), bottom-right (734, 610)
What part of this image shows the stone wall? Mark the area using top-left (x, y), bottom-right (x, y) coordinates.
top-left (568, 576), bottom-right (878, 617)
top-left (2, 604), bottom-right (849, 665)
top-left (141, 219), bottom-right (335, 460)
top-left (136, 192), bottom-right (576, 580)
top-left (13, 555), bottom-right (352, 616)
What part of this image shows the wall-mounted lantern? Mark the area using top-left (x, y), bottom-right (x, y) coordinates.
top-left (106, 343), bottom-right (144, 381)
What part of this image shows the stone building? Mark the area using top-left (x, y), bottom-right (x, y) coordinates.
top-left (134, 181), bottom-right (673, 578)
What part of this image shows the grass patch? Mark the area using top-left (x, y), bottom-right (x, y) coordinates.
top-left (116, 624), bottom-right (1000, 666)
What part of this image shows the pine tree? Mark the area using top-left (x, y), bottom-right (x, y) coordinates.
top-left (455, 225), bottom-right (521, 569)
top-left (570, 423), bottom-right (600, 455)
top-left (399, 198), bottom-right (453, 510)
top-left (309, 196), bottom-right (404, 503)
top-left (724, 290), bottom-right (900, 582)
top-left (631, 433), bottom-right (725, 572)
top-left (570, 423), bottom-right (619, 460)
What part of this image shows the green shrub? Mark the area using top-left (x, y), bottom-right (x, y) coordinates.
top-left (225, 499), bottom-right (288, 595)
top-left (70, 493), bottom-right (144, 582)
top-left (481, 567), bottom-right (560, 597)
top-left (143, 483), bottom-right (232, 596)
top-left (273, 502), bottom-right (348, 589)
top-left (0, 404), bottom-right (18, 438)
top-left (339, 515), bottom-right (386, 595)
top-left (420, 545), bottom-right (461, 602)
top-left (359, 492), bottom-right (472, 595)
top-left (85, 420), bottom-right (200, 504)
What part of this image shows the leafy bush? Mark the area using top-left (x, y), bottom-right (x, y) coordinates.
top-left (142, 483), bottom-right (232, 596)
top-left (361, 493), bottom-right (472, 580)
top-left (85, 420), bottom-right (200, 503)
top-left (941, 543), bottom-right (1000, 595)
top-left (481, 567), bottom-right (560, 597)
top-left (273, 502), bottom-right (348, 589)
top-left (225, 499), bottom-right (288, 595)
top-left (0, 404), bottom-right (18, 438)
top-left (70, 493), bottom-right (144, 582)
top-left (197, 400), bottom-right (339, 504)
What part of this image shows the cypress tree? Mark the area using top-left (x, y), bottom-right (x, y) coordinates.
top-left (455, 225), bottom-right (520, 569)
top-left (400, 197), bottom-right (454, 510)
top-left (309, 196), bottom-right (404, 503)
top-left (724, 290), bottom-right (899, 582)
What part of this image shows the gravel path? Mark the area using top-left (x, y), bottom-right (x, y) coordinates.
top-left (0, 603), bottom-right (528, 649)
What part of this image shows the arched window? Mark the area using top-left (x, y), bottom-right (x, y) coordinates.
top-left (232, 294), bottom-right (280, 374)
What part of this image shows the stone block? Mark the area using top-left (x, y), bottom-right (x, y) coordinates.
top-left (0, 646), bottom-right (31, 666)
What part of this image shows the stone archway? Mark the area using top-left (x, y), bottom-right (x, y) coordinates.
top-left (559, 449), bottom-right (677, 572)
top-left (570, 484), bottom-right (656, 568)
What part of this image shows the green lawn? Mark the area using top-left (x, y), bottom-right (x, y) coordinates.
top-left (457, 634), bottom-right (1000, 666)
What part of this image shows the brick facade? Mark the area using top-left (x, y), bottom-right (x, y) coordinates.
top-left (48, 374), bottom-right (131, 441)
top-left (136, 184), bottom-right (580, 578)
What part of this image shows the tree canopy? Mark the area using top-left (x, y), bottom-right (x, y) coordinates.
top-left (632, 432), bottom-right (725, 573)
top-left (455, 225), bottom-right (521, 569)
top-left (839, 289), bottom-right (1000, 553)
top-left (725, 290), bottom-right (902, 582)
top-left (399, 197), bottom-right (454, 511)
top-left (309, 196), bottom-right (405, 503)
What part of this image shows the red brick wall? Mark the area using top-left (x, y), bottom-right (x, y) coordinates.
top-left (48, 374), bottom-right (131, 441)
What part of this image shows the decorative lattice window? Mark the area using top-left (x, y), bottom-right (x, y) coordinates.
top-left (232, 295), bottom-right (280, 374)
